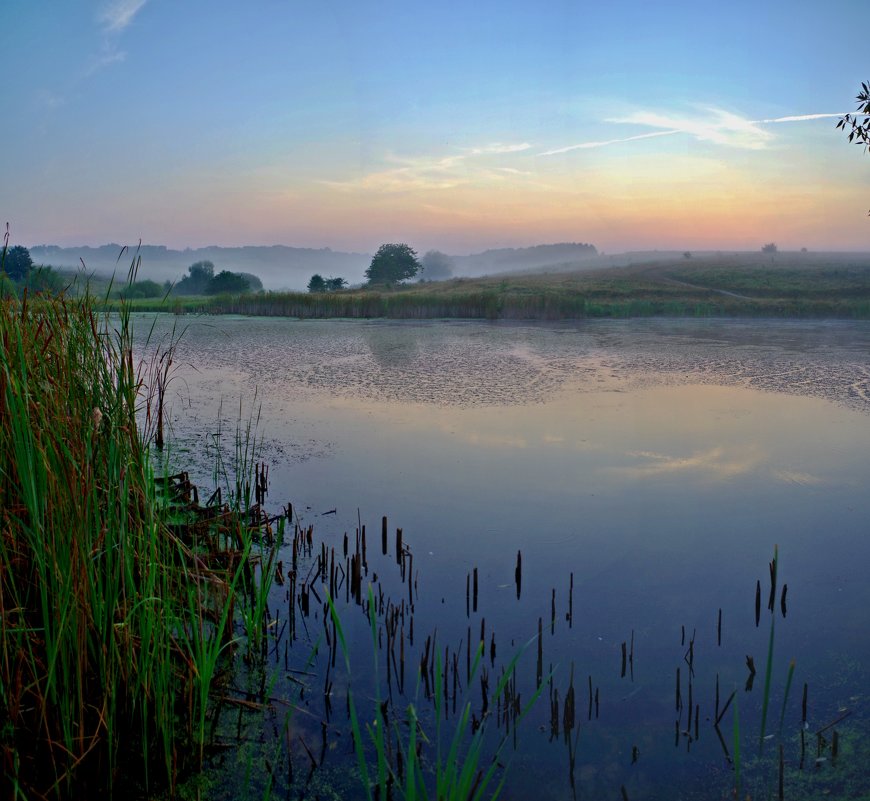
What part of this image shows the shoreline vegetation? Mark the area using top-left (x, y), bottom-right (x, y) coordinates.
top-left (0, 280), bottom-right (531, 801)
top-left (109, 253), bottom-right (870, 320)
top-left (0, 285), bottom-right (283, 798)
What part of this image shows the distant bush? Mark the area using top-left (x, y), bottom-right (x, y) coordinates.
top-left (173, 260), bottom-right (262, 295)
top-left (308, 274), bottom-right (346, 292)
top-left (120, 279), bottom-right (163, 299)
top-left (421, 250), bottom-right (454, 280)
top-left (236, 271), bottom-right (263, 292)
top-left (206, 270), bottom-right (250, 294)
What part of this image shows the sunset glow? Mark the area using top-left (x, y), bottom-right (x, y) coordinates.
top-left (2, 1), bottom-right (869, 254)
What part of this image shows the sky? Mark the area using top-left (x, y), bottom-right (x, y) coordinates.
top-left (2, 0), bottom-right (870, 255)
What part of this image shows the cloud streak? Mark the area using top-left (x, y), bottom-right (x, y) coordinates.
top-left (539, 130), bottom-right (679, 156)
top-left (322, 142), bottom-right (533, 194)
top-left (84, 43), bottom-right (127, 76)
top-left (541, 107), bottom-right (849, 156)
top-left (99, 0), bottom-right (148, 33)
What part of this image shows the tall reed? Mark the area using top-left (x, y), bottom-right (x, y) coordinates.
top-left (0, 272), bottom-right (261, 796)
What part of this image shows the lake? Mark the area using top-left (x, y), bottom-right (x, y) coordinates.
top-left (134, 315), bottom-right (870, 800)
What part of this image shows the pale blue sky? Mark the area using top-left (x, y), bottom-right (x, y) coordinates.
top-left (2, 0), bottom-right (869, 253)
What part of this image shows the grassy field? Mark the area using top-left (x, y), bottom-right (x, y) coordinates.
top-left (112, 252), bottom-right (870, 320)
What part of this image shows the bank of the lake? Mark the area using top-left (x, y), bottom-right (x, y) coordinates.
top-left (0, 294), bottom-right (281, 799)
top-left (118, 253), bottom-right (870, 320)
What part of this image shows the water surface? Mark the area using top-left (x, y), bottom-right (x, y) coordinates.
top-left (135, 316), bottom-right (870, 799)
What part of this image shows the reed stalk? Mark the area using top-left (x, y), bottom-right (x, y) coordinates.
top-left (0, 260), bottom-right (274, 797)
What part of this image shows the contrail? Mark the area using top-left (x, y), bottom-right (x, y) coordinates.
top-left (540, 111), bottom-right (849, 156)
top-left (538, 129), bottom-right (679, 156)
top-left (755, 113), bottom-right (847, 123)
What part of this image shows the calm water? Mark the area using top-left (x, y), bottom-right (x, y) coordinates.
top-left (134, 316), bottom-right (870, 799)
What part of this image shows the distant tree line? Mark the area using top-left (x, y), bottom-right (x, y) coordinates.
top-left (1, 244), bottom-right (67, 297)
top-left (1, 247), bottom-right (265, 300)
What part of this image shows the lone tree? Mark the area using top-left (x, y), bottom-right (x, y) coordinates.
top-left (420, 250), bottom-right (454, 280)
top-left (365, 244), bottom-right (421, 285)
top-left (3, 245), bottom-right (33, 281)
top-left (761, 243), bottom-right (778, 254)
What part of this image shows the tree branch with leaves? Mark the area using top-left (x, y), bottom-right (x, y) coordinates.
top-left (837, 81), bottom-right (870, 215)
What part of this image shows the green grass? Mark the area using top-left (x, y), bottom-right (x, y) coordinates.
top-left (105, 251), bottom-right (870, 320)
top-left (0, 270), bottom-right (276, 797)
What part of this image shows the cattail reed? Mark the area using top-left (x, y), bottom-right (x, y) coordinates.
top-left (588, 675), bottom-right (594, 721)
top-left (802, 682), bottom-right (808, 724)
top-left (756, 579), bottom-right (761, 627)
top-left (550, 588), bottom-right (556, 635)
top-left (466, 573), bottom-right (470, 617)
top-left (768, 549), bottom-right (778, 612)
top-left (676, 667), bottom-right (682, 712)
top-left (568, 572), bottom-right (574, 628)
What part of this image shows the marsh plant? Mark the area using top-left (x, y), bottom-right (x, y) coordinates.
top-left (0, 255), bottom-right (277, 797)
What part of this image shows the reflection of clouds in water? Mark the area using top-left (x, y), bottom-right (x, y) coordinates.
top-left (771, 469), bottom-right (825, 487)
top-left (465, 431), bottom-right (528, 449)
top-left (612, 446), bottom-right (765, 479)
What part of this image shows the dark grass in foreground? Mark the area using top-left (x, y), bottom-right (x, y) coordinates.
top-left (117, 252), bottom-right (870, 320)
top-left (0, 287), bottom-right (276, 798)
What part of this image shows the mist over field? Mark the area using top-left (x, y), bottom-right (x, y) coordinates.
top-left (29, 241), bottom-right (602, 290)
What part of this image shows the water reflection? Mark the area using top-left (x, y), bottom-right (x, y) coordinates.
top-left (613, 445), bottom-right (764, 480)
top-left (129, 315), bottom-right (870, 799)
